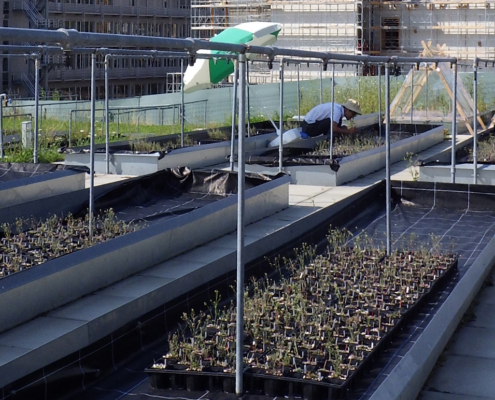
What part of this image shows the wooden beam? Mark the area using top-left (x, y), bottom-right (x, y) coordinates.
top-left (402, 69), bottom-right (429, 114)
top-left (436, 71), bottom-right (474, 135)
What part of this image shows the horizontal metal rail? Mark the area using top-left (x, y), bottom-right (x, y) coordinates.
top-left (0, 27), bottom-right (458, 66)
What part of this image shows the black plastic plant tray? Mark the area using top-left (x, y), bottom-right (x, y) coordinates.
top-left (146, 257), bottom-right (458, 400)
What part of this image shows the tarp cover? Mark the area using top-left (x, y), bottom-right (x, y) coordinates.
top-left (83, 167), bottom-right (282, 224)
top-left (0, 162), bottom-right (88, 183)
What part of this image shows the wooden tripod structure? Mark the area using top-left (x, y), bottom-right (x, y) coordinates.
top-left (389, 41), bottom-right (485, 135)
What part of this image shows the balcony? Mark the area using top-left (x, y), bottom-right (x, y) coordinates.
top-left (46, 3), bottom-right (189, 18)
top-left (46, 65), bottom-right (178, 82)
top-left (12, 1), bottom-right (189, 18)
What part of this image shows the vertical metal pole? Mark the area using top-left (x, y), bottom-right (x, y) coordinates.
top-left (425, 65), bottom-right (429, 119)
top-left (117, 109), bottom-right (120, 137)
top-left (378, 66), bottom-right (382, 138)
top-left (385, 63), bottom-right (391, 256)
top-left (410, 65), bottom-right (414, 124)
top-left (0, 94), bottom-right (4, 160)
top-left (473, 60), bottom-right (478, 185)
top-left (330, 63), bottom-right (335, 159)
top-left (297, 63), bottom-right (301, 120)
top-left (451, 62), bottom-right (458, 184)
top-left (319, 63), bottom-right (323, 103)
top-left (230, 61), bottom-right (238, 172)
top-left (204, 101), bottom-right (207, 129)
top-left (358, 65), bottom-right (361, 104)
top-left (235, 52), bottom-right (246, 397)
top-left (34, 56), bottom-right (40, 164)
top-left (89, 52), bottom-right (96, 237)
top-left (180, 58), bottom-right (185, 147)
top-left (247, 60), bottom-right (250, 137)
top-left (279, 60), bottom-right (285, 172)
top-left (69, 110), bottom-right (72, 147)
top-left (105, 54), bottom-right (110, 174)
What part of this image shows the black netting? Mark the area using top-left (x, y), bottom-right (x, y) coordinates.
top-left (76, 167), bottom-right (283, 224)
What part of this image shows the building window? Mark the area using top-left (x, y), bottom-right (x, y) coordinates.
top-left (381, 17), bottom-right (400, 51)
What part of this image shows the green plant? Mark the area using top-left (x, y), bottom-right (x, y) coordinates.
top-left (404, 152), bottom-right (420, 181)
top-left (2, 145), bottom-right (64, 163)
top-left (207, 128), bottom-right (229, 140)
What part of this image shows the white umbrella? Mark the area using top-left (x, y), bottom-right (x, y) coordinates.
top-left (183, 22), bottom-right (282, 93)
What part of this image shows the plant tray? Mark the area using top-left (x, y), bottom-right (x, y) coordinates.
top-left (146, 257), bottom-right (458, 399)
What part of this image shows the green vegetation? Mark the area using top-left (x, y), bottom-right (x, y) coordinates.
top-left (0, 209), bottom-right (140, 277)
top-left (470, 134), bottom-right (495, 162)
top-left (300, 76), bottom-right (404, 116)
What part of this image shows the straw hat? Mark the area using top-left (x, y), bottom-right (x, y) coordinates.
top-left (342, 99), bottom-right (362, 115)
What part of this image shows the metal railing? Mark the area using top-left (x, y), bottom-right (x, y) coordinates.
top-left (67, 100), bottom-right (208, 145)
top-left (21, 1), bottom-right (47, 28)
top-left (20, 73), bottom-right (38, 98)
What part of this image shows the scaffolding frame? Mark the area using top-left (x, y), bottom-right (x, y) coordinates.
top-left (190, 0), bottom-right (364, 81)
top-left (367, 0), bottom-right (495, 61)
top-left (191, 0), bottom-right (495, 79)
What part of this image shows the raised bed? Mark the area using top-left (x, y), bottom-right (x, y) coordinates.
top-left (64, 133), bottom-right (276, 175)
top-left (62, 121), bottom-right (280, 175)
top-left (146, 228), bottom-right (458, 399)
top-left (419, 131), bottom-right (495, 184)
top-left (0, 163), bottom-right (86, 209)
top-left (0, 169), bottom-right (290, 334)
top-left (242, 124), bottom-right (445, 186)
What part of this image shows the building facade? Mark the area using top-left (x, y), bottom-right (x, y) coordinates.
top-left (1, 0), bottom-right (190, 99)
top-left (192, 0), bottom-right (495, 81)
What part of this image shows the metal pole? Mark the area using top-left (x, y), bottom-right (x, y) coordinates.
top-left (358, 65), bottom-right (361, 103)
top-left (105, 54), bottom-right (110, 174)
top-left (451, 62), bottom-right (458, 184)
top-left (278, 60), bottom-right (285, 172)
top-left (34, 56), bottom-right (40, 164)
top-left (89, 52), bottom-right (96, 237)
top-left (473, 61), bottom-right (478, 185)
top-left (230, 61), bottom-right (238, 172)
top-left (425, 66), bottom-right (429, 119)
top-left (235, 52), bottom-right (246, 397)
top-left (319, 63), bottom-right (323, 103)
top-left (378, 66), bottom-right (382, 138)
top-left (247, 61), bottom-right (250, 137)
top-left (69, 110), bottom-right (72, 147)
top-left (117, 108), bottom-right (120, 137)
top-left (180, 58), bottom-right (185, 147)
top-left (297, 63), bottom-right (300, 120)
top-left (410, 66), bottom-right (414, 124)
top-left (0, 94), bottom-right (5, 160)
top-left (330, 63), bottom-right (335, 159)
top-left (385, 63), bottom-right (391, 256)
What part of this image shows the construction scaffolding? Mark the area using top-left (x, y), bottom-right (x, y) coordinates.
top-left (191, 0), bottom-right (495, 83)
top-left (366, 0), bottom-right (495, 60)
top-left (190, 0), bottom-right (364, 82)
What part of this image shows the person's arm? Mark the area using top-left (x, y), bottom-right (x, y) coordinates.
top-left (331, 121), bottom-right (358, 134)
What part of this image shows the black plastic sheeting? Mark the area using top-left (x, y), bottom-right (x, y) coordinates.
top-left (243, 154), bottom-right (341, 171)
top-left (77, 167), bottom-right (283, 224)
top-left (0, 162), bottom-right (88, 183)
top-left (17, 180), bottom-right (495, 400)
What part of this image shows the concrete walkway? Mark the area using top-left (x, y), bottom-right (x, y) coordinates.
top-left (419, 266), bottom-right (495, 400)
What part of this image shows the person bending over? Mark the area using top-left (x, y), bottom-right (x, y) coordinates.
top-left (301, 99), bottom-right (362, 138)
